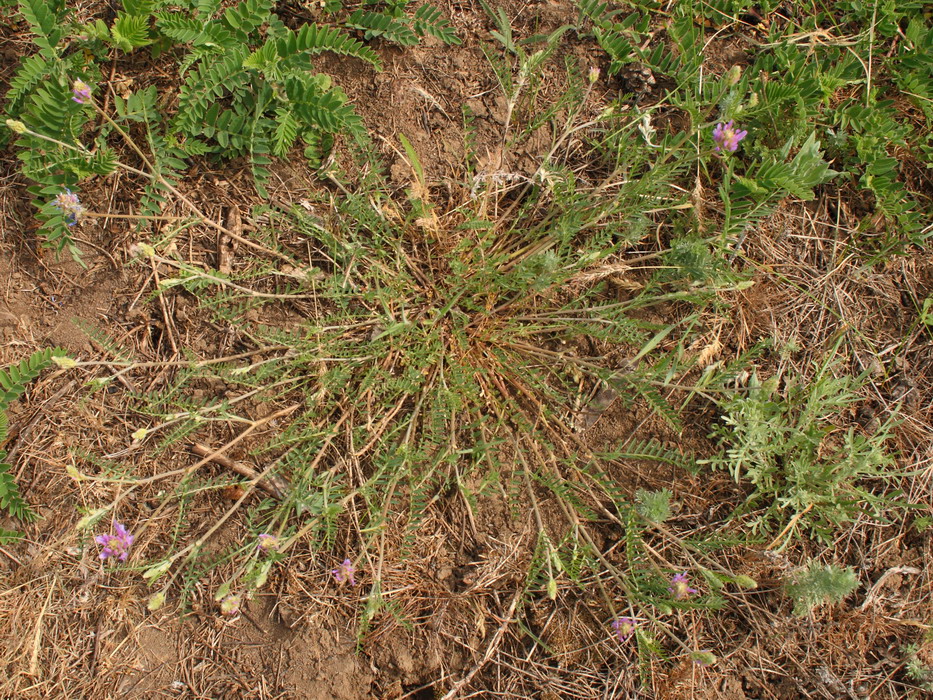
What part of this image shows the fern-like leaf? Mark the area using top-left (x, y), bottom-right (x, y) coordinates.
top-left (786, 561), bottom-right (858, 616)
top-left (0, 457), bottom-right (38, 522)
top-left (272, 106), bottom-right (299, 157)
top-left (195, 0), bottom-right (221, 16)
top-left (173, 48), bottom-right (249, 134)
top-left (0, 348), bottom-right (64, 411)
top-left (5, 54), bottom-right (51, 116)
top-left (0, 347), bottom-right (64, 520)
top-left (273, 24), bottom-right (381, 70)
top-left (285, 76), bottom-right (364, 136)
top-left (612, 439), bottom-right (689, 469)
top-left (347, 9), bottom-right (418, 46)
top-left (303, 129), bottom-right (334, 170)
top-left (18, 0), bottom-right (64, 58)
top-left (156, 14), bottom-right (236, 48)
top-left (412, 4), bottom-right (460, 45)
top-left (122, 0), bottom-right (159, 15)
top-left (595, 29), bottom-right (633, 74)
top-left (577, 0), bottom-right (621, 28)
top-left (222, 0), bottom-right (272, 42)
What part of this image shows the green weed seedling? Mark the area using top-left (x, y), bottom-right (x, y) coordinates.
top-left (785, 559), bottom-right (859, 617)
top-left (902, 639), bottom-right (933, 694)
top-left (58, 26), bottom-right (761, 657)
top-left (703, 362), bottom-right (899, 543)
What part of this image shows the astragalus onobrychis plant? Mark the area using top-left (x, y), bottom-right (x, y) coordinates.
top-left (4, 0), bottom-right (458, 258)
top-left (48, 29), bottom-right (766, 662)
top-left (577, 0), bottom-right (933, 255)
top-left (11, 0), bottom-right (923, 678)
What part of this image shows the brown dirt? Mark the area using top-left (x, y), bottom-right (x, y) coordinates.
top-left (1, 2), bottom-right (932, 699)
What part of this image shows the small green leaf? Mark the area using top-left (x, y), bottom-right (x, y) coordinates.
top-left (398, 133), bottom-right (425, 190)
top-left (251, 560), bottom-right (273, 589)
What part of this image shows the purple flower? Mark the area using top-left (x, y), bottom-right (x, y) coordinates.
top-left (52, 188), bottom-right (86, 226)
top-left (712, 120), bottom-right (747, 153)
top-left (331, 558), bottom-right (357, 586)
top-left (612, 617), bottom-right (638, 642)
top-left (95, 521), bottom-right (134, 561)
top-left (72, 79), bottom-right (92, 104)
top-left (668, 572), bottom-right (698, 600)
top-left (220, 593), bottom-right (242, 616)
top-left (256, 533), bottom-right (280, 553)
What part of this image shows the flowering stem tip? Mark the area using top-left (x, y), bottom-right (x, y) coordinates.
top-left (612, 617), bottom-right (638, 642)
top-left (72, 79), bottom-right (92, 104)
top-left (5, 119), bottom-right (27, 135)
top-left (332, 558), bottom-right (357, 586)
top-left (669, 572), bottom-right (698, 600)
top-left (712, 120), bottom-right (747, 153)
top-left (220, 593), bottom-right (242, 616)
top-left (95, 521), bottom-right (134, 561)
top-left (53, 189), bottom-right (86, 226)
top-left (256, 533), bottom-right (280, 553)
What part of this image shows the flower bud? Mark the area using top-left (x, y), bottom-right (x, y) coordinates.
top-left (5, 119), bottom-right (27, 134)
top-left (51, 355), bottom-right (78, 369)
top-left (130, 242), bottom-right (156, 258)
top-left (690, 650), bottom-right (718, 667)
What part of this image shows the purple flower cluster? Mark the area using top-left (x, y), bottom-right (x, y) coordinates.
top-left (53, 189), bottom-right (86, 226)
top-left (332, 558), bottom-right (357, 586)
top-left (72, 80), bottom-right (92, 104)
top-left (668, 572), bottom-right (698, 600)
top-left (612, 617), bottom-right (638, 642)
top-left (256, 533), bottom-right (280, 554)
top-left (95, 521), bottom-right (134, 562)
top-left (712, 120), bottom-right (748, 153)
top-left (220, 593), bottom-right (242, 616)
